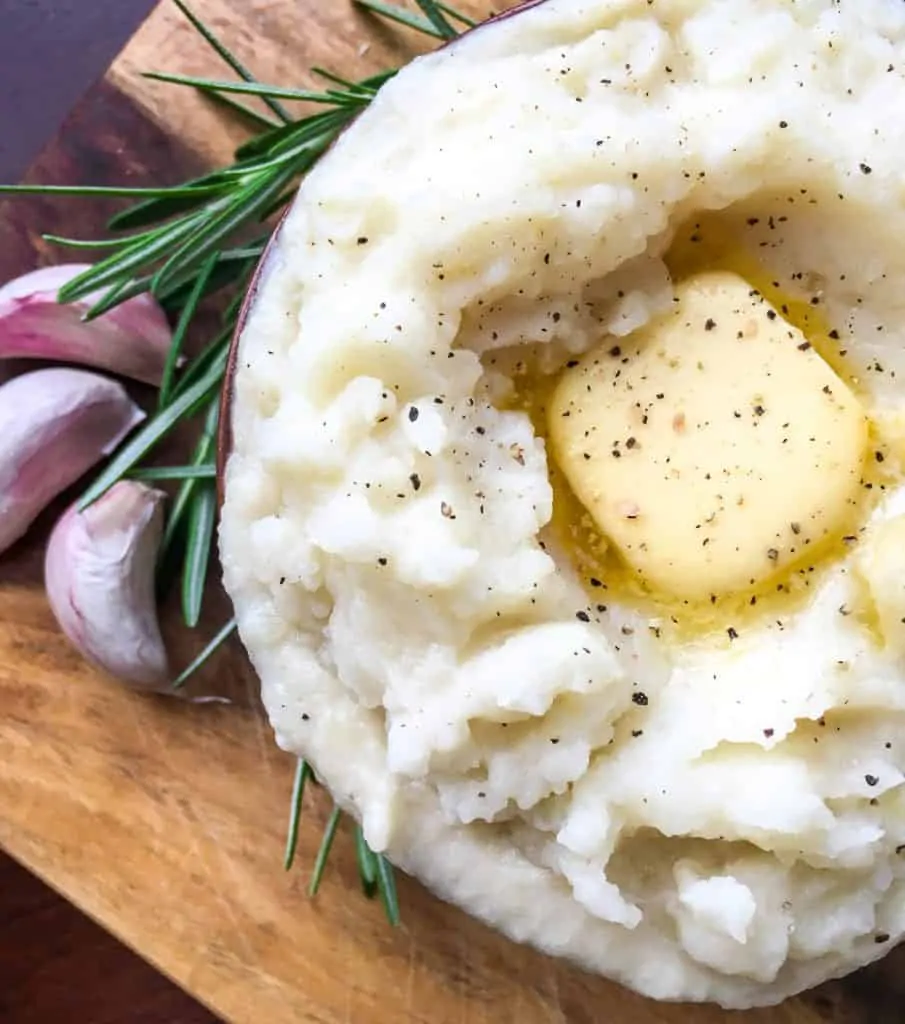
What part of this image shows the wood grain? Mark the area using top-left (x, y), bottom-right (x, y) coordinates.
top-left (1, 2), bottom-right (904, 1022)
top-left (0, 851), bottom-right (218, 1023)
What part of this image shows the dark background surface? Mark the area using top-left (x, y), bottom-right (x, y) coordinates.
top-left (0, 855), bottom-right (219, 1023)
top-left (0, 0), bottom-right (154, 181)
top-left (0, 0), bottom-right (218, 1020)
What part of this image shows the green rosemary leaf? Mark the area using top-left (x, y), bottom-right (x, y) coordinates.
top-left (413, 0), bottom-right (458, 39)
top-left (354, 0), bottom-right (446, 38)
top-left (128, 464), bottom-right (217, 481)
top-left (308, 805), bottom-right (343, 896)
top-left (354, 825), bottom-right (379, 896)
top-left (182, 479), bottom-right (217, 627)
top-left (160, 399), bottom-right (219, 558)
top-left (0, 183), bottom-right (224, 199)
top-left (171, 616), bottom-right (237, 690)
top-left (436, 2), bottom-right (475, 26)
top-left (107, 174), bottom-right (233, 231)
top-left (283, 758), bottom-right (311, 870)
top-left (159, 250), bottom-right (219, 409)
top-left (77, 346), bottom-right (226, 510)
top-left (172, 0), bottom-right (293, 124)
top-left (155, 243), bottom-right (265, 311)
top-left (143, 71), bottom-right (364, 107)
top-left (96, 275), bottom-right (138, 313)
top-left (234, 107), bottom-right (352, 161)
top-left (263, 122), bottom-right (352, 168)
top-left (83, 276), bottom-right (154, 319)
top-left (57, 208), bottom-right (216, 303)
top-left (361, 69), bottom-right (398, 91)
top-left (170, 327), bottom-right (231, 401)
top-left (375, 853), bottom-right (401, 926)
top-left (158, 260), bottom-right (245, 315)
top-left (310, 67), bottom-right (381, 96)
top-left (42, 233), bottom-right (141, 250)
top-left (205, 89), bottom-right (282, 132)
top-left (151, 164), bottom-right (298, 295)
top-left (213, 241), bottom-right (270, 261)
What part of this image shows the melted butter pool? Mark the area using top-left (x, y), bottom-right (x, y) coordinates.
top-left (494, 214), bottom-right (899, 640)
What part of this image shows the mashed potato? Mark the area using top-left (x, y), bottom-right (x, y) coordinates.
top-left (220, 0), bottom-right (905, 1007)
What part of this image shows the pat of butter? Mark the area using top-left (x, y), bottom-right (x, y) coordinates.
top-left (548, 271), bottom-right (867, 601)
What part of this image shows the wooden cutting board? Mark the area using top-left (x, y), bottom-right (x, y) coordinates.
top-left (0, 2), bottom-right (902, 1022)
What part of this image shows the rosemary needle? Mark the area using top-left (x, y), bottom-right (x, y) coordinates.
top-left (143, 72), bottom-right (372, 107)
top-left (309, 805), bottom-right (343, 896)
top-left (161, 399), bottom-right (219, 573)
top-left (172, 617), bottom-right (237, 689)
top-left (284, 758), bottom-right (311, 869)
top-left (436, 2), bottom-right (476, 27)
top-left (410, 0), bottom-right (459, 39)
top-left (128, 464), bottom-right (217, 482)
top-left (375, 853), bottom-right (401, 927)
top-left (171, 0), bottom-right (292, 124)
top-left (354, 824), bottom-right (379, 896)
top-left (182, 478), bottom-right (217, 628)
top-left (354, 0), bottom-right (449, 38)
top-left (159, 249), bottom-right (219, 409)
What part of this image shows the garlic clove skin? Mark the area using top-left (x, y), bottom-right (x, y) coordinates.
top-left (45, 480), bottom-right (169, 689)
top-left (0, 367), bottom-right (145, 555)
top-left (0, 264), bottom-right (173, 385)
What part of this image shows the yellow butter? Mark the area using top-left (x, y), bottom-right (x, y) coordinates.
top-left (547, 271), bottom-right (867, 602)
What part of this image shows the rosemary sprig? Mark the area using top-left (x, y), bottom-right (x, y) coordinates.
top-left (0, 0), bottom-right (471, 925)
top-left (143, 72), bottom-right (377, 107)
top-left (171, 617), bottom-right (237, 689)
top-left (159, 250), bottom-right (218, 408)
top-left (171, 0), bottom-right (293, 124)
top-left (355, 0), bottom-right (450, 38)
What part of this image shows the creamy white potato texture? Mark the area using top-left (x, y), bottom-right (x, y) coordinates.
top-left (220, 0), bottom-right (905, 1007)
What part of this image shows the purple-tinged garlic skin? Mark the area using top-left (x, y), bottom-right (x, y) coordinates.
top-left (45, 480), bottom-right (169, 689)
top-left (0, 264), bottom-right (172, 385)
top-left (0, 367), bottom-right (145, 554)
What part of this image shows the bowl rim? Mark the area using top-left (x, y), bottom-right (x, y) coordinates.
top-left (215, 212), bottom-right (288, 508)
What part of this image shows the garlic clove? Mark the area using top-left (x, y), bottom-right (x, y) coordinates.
top-left (45, 480), bottom-right (169, 689)
top-left (0, 263), bottom-right (173, 385)
top-left (0, 367), bottom-right (145, 554)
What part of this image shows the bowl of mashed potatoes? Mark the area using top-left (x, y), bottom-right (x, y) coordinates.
top-left (218, 0), bottom-right (905, 1007)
